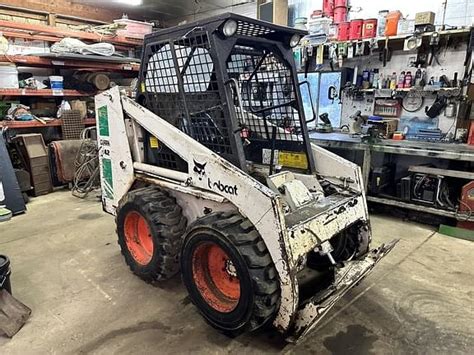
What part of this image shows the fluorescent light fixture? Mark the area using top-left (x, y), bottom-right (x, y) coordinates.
top-left (115, 0), bottom-right (142, 5)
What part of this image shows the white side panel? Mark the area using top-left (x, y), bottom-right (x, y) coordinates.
top-left (121, 95), bottom-right (299, 331)
top-left (311, 142), bottom-right (369, 217)
top-left (95, 87), bottom-right (134, 215)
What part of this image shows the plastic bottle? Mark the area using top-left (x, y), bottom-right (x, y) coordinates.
top-left (390, 72), bottom-right (397, 90)
top-left (373, 69), bottom-right (379, 89)
top-left (378, 73), bottom-right (384, 89)
top-left (362, 69), bottom-right (370, 89)
top-left (377, 10), bottom-right (389, 37)
top-left (398, 71), bottom-right (405, 89)
top-left (414, 67), bottom-right (422, 86)
top-left (404, 71), bottom-right (412, 88)
top-left (369, 70), bottom-right (375, 87)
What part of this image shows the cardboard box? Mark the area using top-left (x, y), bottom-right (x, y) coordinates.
top-left (415, 11), bottom-right (435, 25)
top-left (398, 19), bottom-right (415, 35)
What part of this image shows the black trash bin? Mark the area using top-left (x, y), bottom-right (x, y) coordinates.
top-left (0, 255), bottom-right (12, 294)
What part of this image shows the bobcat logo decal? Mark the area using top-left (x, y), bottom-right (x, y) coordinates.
top-left (193, 160), bottom-right (207, 181)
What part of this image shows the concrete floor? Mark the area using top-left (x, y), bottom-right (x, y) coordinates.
top-left (0, 190), bottom-right (473, 354)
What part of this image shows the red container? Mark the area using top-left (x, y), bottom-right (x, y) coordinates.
top-left (362, 18), bottom-right (378, 38)
top-left (349, 19), bottom-right (363, 40)
top-left (335, 0), bottom-right (347, 7)
top-left (323, 0), bottom-right (334, 17)
top-left (337, 22), bottom-right (350, 41)
top-left (333, 6), bottom-right (347, 24)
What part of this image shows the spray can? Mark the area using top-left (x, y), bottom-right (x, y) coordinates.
top-left (390, 72), bottom-right (397, 90)
top-left (404, 71), bottom-right (413, 88)
top-left (398, 71), bottom-right (405, 88)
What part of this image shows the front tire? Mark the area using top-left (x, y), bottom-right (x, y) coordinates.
top-left (181, 211), bottom-right (280, 336)
top-left (116, 187), bottom-right (186, 282)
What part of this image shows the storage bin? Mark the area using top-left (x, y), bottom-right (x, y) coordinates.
top-left (114, 19), bottom-right (153, 39)
top-left (0, 65), bottom-right (19, 89)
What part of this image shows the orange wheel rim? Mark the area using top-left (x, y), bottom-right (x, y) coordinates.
top-left (192, 242), bottom-right (241, 313)
top-left (124, 211), bottom-right (154, 265)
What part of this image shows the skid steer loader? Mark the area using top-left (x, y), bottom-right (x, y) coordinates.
top-left (95, 13), bottom-right (397, 342)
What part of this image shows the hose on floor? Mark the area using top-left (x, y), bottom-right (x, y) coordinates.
top-left (72, 127), bottom-right (100, 199)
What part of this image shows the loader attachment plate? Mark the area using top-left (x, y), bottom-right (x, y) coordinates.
top-left (287, 239), bottom-right (399, 342)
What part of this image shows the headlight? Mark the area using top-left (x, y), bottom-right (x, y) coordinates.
top-left (290, 34), bottom-right (301, 48)
top-left (222, 19), bottom-right (238, 37)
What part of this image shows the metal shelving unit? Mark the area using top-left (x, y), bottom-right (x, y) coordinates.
top-left (310, 132), bottom-right (474, 222)
top-left (0, 55), bottom-right (140, 72)
top-left (0, 89), bottom-right (92, 97)
top-left (1, 118), bottom-right (96, 129)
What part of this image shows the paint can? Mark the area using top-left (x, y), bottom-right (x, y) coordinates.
top-left (349, 19), bottom-right (363, 40)
top-left (334, 0), bottom-right (347, 7)
top-left (337, 22), bottom-right (350, 41)
top-left (333, 6), bottom-right (348, 24)
top-left (362, 19), bottom-right (378, 38)
top-left (322, 0), bottom-right (334, 17)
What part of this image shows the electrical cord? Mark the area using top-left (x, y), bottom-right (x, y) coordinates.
top-left (72, 128), bottom-right (100, 198)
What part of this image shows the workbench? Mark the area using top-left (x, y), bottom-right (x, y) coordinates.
top-left (310, 132), bottom-right (474, 221)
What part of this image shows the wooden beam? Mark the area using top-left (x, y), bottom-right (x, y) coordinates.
top-left (0, 20), bottom-right (143, 46)
top-left (0, 0), bottom-right (123, 23)
top-left (0, 55), bottom-right (139, 72)
top-left (47, 13), bottom-right (56, 27)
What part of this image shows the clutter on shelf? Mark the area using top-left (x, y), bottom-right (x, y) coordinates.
top-left (51, 37), bottom-right (115, 56)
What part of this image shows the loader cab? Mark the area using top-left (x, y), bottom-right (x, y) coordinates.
top-left (137, 13), bottom-right (315, 176)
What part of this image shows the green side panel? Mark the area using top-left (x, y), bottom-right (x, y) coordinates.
top-left (98, 105), bottom-right (110, 137)
top-left (102, 158), bottom-right (114, 199)
top-left (439, 224), bottom-right (474, 242)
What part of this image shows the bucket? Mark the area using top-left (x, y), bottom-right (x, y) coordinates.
top-left (334, 0), bottom-right (347, 7)
top-left (334, 6), bottom-right (347, 24)
top-left (308, 17), bottom-right (332, 36)
top-left (362, 19), bottom-right (378, 38)
top-left (338, 22), bottom-right (350, 41)
top-left (349, 19), bottom-right (363, 40)
top-left (310, 10), bottom-right (323, 19)
top-left (294, 17), bottom-right (308, 30)
top-left (49, 75), bottom-right (63, 90)
top-left (0, 255), bottom-right (12, 294)
top-left (323, 0), bottom-right (334, 17)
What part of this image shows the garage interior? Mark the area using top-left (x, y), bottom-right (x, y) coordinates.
top-left (0, 0), bottom-right (473, 354)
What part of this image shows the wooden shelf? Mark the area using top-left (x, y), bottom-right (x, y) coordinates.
top-left (359, 87), bottom-right (461, 94)
top-left (0, 19), bottom-right (143, 47)
top-left (325, 28), bottom-right (471, 47)
top-left (1, 118), bottom-right (96, 128)
top-left (0, 55), bottom-right (140, 72)
top-left (0, 89), bottom-right (93, 97)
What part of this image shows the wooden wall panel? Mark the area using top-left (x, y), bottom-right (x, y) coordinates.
top-left (0, 0), bottom-right (124, 23)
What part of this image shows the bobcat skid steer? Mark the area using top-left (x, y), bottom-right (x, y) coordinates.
top-left (95, 13), bottom-right (397, 342)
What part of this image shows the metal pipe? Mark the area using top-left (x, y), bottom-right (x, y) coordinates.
top-left (133, 162), bottom-right (188, 182)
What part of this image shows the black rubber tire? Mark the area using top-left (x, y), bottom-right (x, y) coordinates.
top-left (181, 211), bottom-right (280, 336)
top-left (116, 187), bottom-right (187, 282)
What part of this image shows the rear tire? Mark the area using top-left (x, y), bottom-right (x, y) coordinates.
top-left (181, 211), bottom-right (280, 336)
top-left (116, 187), bottom-right (186, 282)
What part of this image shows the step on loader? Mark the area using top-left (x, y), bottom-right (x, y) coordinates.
top-left (95, 13), bottom-right (397, 342)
